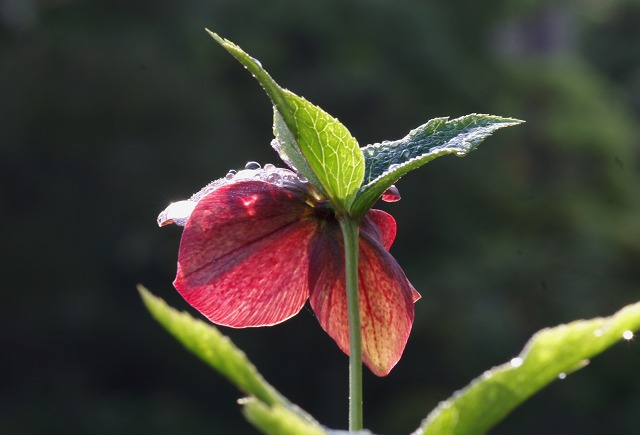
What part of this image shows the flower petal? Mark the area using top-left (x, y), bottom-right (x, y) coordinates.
top-left (309, 214), bottom-right (418, 376)
top-left (175, 181), bottom-right (317, 327)
top-left (361, 209), bottom-right (397, 250)
top-left (362, 210), bottom-right (421, 303)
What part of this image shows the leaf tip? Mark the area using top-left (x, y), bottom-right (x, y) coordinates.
top-left (205, 28), bottom-right (224, 45)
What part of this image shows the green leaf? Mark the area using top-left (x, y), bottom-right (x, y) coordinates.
top-left (416, 300), bottom-right (640, 435)
top-left (138, 286), bottom-right (324, 434)
top-left (207, 30), bottom-right (364, 213)
top-left (350, 114), bottom-right (523, 218)
top-left (241, 398), bottom-right (327, 435)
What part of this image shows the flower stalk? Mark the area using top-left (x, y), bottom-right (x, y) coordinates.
top-left (339, 216), bottom-right (363, 431)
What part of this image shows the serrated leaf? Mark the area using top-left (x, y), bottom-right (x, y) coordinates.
top-left (415, 300), bottom-right (640, 435)
top-left (207, 30), bottom-right (364, 213)
top-left (138, 286), bottom-right (322, 433)
top-left (351, 114), bottom-right (523, 218)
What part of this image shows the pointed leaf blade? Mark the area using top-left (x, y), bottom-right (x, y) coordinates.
top-left (207, 30), bottom-right (364, 212)
top-left (351, 114), bottom-right (523, 217)
top-left (138, 285), bottom-right (281, 405)
top-left (416, 300), bottom-right (640, 435)
top-left (139, 286), bottom-right (323, 432)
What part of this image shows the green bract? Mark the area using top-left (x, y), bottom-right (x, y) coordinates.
top-left (352, 114), bottom-right (523, 218)
top-left (208, 31), bottom-right (523, 218)
top-left (209, 31), bottom-right (364, 214)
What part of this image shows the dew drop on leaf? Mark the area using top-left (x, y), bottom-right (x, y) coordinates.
top-left (510, 357), bottom-right (523, 368)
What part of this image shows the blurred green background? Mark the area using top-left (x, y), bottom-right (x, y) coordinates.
top-left (2, 0), bottom-right (639, 434)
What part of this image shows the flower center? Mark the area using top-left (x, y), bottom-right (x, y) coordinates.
top-left (312, 199), bottom-right (336, 222)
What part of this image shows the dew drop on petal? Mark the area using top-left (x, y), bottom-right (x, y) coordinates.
top-left (297, 174), bottom-right (308, 183)
top-left (623, 330), bottom-right (634, 340)
top-left (225, 169), bottom-right (237, 180)
top-left (401, 149), bottom-right (411, 159)
top-left (263, 163), bottom-right (275, 170)
top-left (266, 173), bottom-right (282, 184)
top-left (381, 185), bottom-right (401, 202)
top-left (558, 372), bottom-right (567, 380)
top-left (245, 161), bottom-right (261, 170)
top-left (157, 200), bottom-right (197, 227)
top-left (510, 357), bottom-right (523, 368)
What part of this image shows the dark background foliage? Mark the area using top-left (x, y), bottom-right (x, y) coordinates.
top-left (2, 0), bottom-right (639, 434)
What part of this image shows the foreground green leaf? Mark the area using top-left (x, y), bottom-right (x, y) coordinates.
top-left (207, 30), bottom-right (364, 213)
top-left (351, 115), bottom-right (523, 218)
top-left (138, 286), bottom-right (324, 434)
top-left (416, 300), bottom-right (640, 435)
top-left (241, 398), bottom-right (327, 435)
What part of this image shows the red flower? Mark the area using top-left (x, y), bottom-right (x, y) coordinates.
top-left (159, 164), bottom-right (420, 376)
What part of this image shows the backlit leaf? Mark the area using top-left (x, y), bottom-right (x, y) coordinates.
top-left (416, 300), bottom-right (640, 435)
top-left (138, 286), bottom-right (323, 434)
top-left (351, 114), bottom-right (523, 218)
top-left (207, 30), bottom-right (364, 213)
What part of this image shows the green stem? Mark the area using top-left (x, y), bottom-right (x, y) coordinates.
top-left (339, 217), bottom-right (363, 431)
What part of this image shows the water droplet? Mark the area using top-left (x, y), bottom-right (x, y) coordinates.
top-left (455, 150), bottom-right (467, 157)
top-left (245, 161), bottom-right (261, 170)
top-left (510, 357), bottom-right (523, 368)
top-left (157, 200), bottom-right (197, 227)
top-left (266, 173), bottom-right (282, 184)
top-left (250, 56), bottom-right (262, 68)
top-left (264, 163), bottom-right (275, 170)
top-left (558, 372), bottom-right (567, 380)
top-left (623, 330), bottom-right (634, 340)
top-left (225, 169), bottom-right (237, 180)
top-left (283, 174), bottom-right (297, 182)
top-left (381, 185), bottom-right (401, 202)
top-left (388, 163), bottom-right (401, 172)
top-left (298, 174), bottom-right (308, 183)
top-left (401, 149), bottom-right (411, 159)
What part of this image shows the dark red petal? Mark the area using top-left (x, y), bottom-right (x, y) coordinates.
top-left (363, 210), bottom-right (421, 302)
top-left (361, 209), bottom-right (397, 250)
top-left (175, 181), bottom-right (317, 327)
top-left (309, 224), bottom-right (418, 376)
